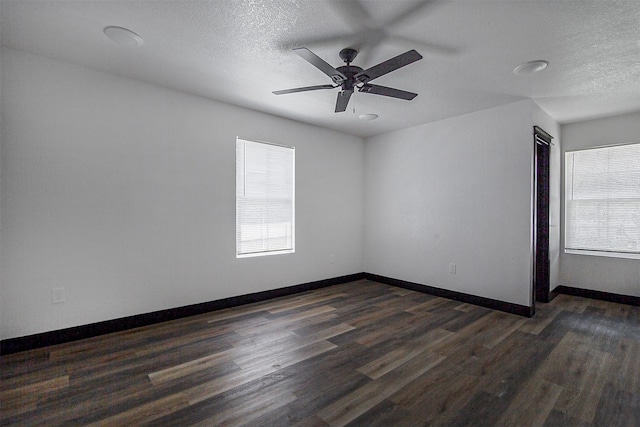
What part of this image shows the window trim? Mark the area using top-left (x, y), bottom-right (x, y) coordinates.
top-left (564, 249), bottom-right (640, 260)
top-left (235, 137), bottom-right (295, 258)
top-left (564, 141), bottom-right (640, 260)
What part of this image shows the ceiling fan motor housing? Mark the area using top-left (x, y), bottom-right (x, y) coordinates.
top-left (336, 65), bottom-right (364, 91)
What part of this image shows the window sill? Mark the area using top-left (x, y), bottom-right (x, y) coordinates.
top-left (237, 249), bottom-right (295, 259)
top-left (564, 249), bottom-right (640, 260)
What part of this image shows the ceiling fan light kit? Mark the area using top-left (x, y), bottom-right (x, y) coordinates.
top-left (274, 47), bottom-right (423, 113)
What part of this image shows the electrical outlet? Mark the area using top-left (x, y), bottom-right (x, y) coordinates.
top-left (330, 254), bottom-right (335, 264)
top-left (52, 287), bottom-right (66, 304)
top-left (449, 263), bottom-right (457, 274)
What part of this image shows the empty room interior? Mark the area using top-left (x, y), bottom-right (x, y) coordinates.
top-left (1, 1), bottom-right (639, 425)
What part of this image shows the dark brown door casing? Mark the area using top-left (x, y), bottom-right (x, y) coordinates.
top-left (533, 126), bottom-right (552, 304)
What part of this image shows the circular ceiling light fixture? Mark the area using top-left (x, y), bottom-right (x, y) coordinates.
top-left (103, 26), bottom-right (144, 47)
top-left (359, 113), bottom-right (379, 121)
top-left (513, 60), bottom-right (548, 75)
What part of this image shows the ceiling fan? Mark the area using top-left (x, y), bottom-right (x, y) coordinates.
top-left (273, 47), bottom-right (423, 113)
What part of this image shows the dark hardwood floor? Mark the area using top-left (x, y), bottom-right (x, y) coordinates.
top-left (1, 279), bottom-right (639, 426)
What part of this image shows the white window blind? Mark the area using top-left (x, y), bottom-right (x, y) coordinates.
top-left (565, 143), bottom-right (640, 256)
top-left (236, 138), bottom-right (295, 257)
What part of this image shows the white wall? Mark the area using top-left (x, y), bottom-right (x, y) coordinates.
top-left (364, 100), bottom-right (536, 307)
top-left (532, 104), bottom-right (561, 291)
top-left (0, 48), bottom-right (365, 340)
top-left (560, 112), bottom-right (640, 297)
top-left (0, 38), bottom-right (3, 335)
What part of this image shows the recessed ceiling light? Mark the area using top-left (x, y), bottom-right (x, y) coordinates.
top-left (103, 26), bottom-right (144, 47)
top-left (359, 113), bottom-right (379, 121)
top-left (513, 60), bottom-right (548, 75)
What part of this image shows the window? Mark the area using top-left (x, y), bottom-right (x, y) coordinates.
top-left (236, 138), bottom-right (295, 257)
top-left (565, 142), bottom-right (640, 258)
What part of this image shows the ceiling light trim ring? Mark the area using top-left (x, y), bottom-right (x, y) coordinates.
top-left (103, 26), bottom-right (144, 47)
top-left (513, 60), bottom-right (548, 75)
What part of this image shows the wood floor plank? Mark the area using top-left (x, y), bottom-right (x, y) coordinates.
top-left (0, 375), bottom-right (68, 401)
top-left (147, 346), bottom-right (241, 385)
top-left (258, 312), bottom-right (341, 338)
top-left (612, 338), bottom-right (640, 393)
top-left (216, 326), bottom-right (297, 351)
top-left (301, 323), bottom-right (356, 342)
top-left (496, 376), bottom-right (563, 426)
top-left (190, 387), bottom-right (297, 427)
top-left (439, 305), bottom-right (492, 333)
top-left (373, 295), bottom-right (421, 311)
top-left (201, 290), bottom-right (326, 324)
top-left (247, 356), bottom-right (370, 425)
top-left (430, 318), bottom-right (514, 360)
top-left (133, 316), bottom-right (268, 357)
top-left (149, 321), bottom-right (353, 387)
top-left (519, 305), bottom-right (563, 335)
top-left (543, 409), bottom-right (591, 427)
top-left (474, 311), bottom-right (528, 349)
top-left (87, 393), bottom-right (190, 426)
top-left (317, 350), bottom-right (445, 426)
top-left (342, 304), bottom-right (407, 329)
top-left (404, 297), bottom-right (453, 314)
top-left (186, 340), bottom-right (337, 405)
top-left (536, 331), bottom-right (615, 423)
top-left (550, 294), bottom-right (590, 313)
top-left (357, 345), bottom-right (426, 380)
top-left (389, 360), bottom-right (480, 425)
top-left (0, 348), bottom-right (49, 370)
top-left (233, 337), bottom-right (333, 370)
top-left (10, 374), bottom-right (162, 426)
top-left (291, 415), bottom-right (330, 426)
top-left (454, 303), bottom-right (476, 312)
top-left (267, 293), bottom-right (348, 314)
top-left (466, 331), bottom-right (554, 399)
top-left (0, 400), bottom-right (37, 420)
top-left (592, 383), bottom-right (640, 427)
top-left (431, 389), bottom-right (508, 427)
top-left (353, 311), bottom-right (436, 347)
top-left (390, 287), bottom-right (414, 297)
top-left (0, 375), bottom-right (69, 419)
top-left (605, 303), bottom-right (631, 318)
top-left (234, 305), bottom-right (337, 336)
top-left (347, 398), bottom-right (412, 426)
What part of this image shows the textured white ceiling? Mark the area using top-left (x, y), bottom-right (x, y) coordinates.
top-left (2, 0), bottom-right (640, 137)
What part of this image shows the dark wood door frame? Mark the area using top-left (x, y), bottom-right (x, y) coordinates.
top-left (533, 126), bottom-right (552, 305)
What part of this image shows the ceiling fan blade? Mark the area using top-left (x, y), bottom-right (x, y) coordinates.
top-left (356, 49), bottom-right (423, 83)
top-left (385, 0), bottom-right (440, 28)
top-left (273, 85), bottom-right (335, 95)
top-left (293, 47), bottom-right (347, 84)
top-left (335, 90), bottom-right (353, 113)
top-left (278, 32), bottom-right (348, 51)
top-left (359, 84), bottom-right (417, 100)
top-left (329, 0), bottom-right (372, 28)
top-left (349, 28), bottom-right (386, 61)
top-left (390, 34), bottom-right (459, 56)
